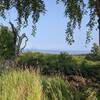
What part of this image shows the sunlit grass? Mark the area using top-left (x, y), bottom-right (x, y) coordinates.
top-left (0, 70), bottom-right (42, 100)
top-left (0, 69), bottom-right (99, 100)
top-left (0, 69), bottom-right (78, 100)
top-left (0, 69), bottom-right (73, 100)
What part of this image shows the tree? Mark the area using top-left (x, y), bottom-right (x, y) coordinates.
top-left (57, 0), bottom-right (100, 45)
top-left (9, 22), bottom-right (28, 57)
top-left (0, 24), bottom-right (28, 59)
top-left (0, 0), bottom-right (45, 58)
top-left (1, 0), bottom-right (100, 46)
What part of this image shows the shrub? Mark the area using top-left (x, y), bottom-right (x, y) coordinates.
top-left (80, 60), bottom-right (100, 80)
top-left (57, 52), bottom-right (78, 75)
top-left (17, 51), bottom-right (100, 80)
top-left (17, 52), bottom-right (78, 75)
top-left (0, 26), bottom-right (15, 59)
top-left (86, 43), bottom-right (100, 61)
top-left (84, 88), bottom-right (98, 100)
top-left (17, 52), bottom-right (44, 69)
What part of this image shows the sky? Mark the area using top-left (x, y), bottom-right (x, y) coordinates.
top-left (0, 0), bottom-right (99, 52)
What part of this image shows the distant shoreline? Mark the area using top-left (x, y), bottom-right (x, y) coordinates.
top-left (24, 49), bottom-right (90, 55)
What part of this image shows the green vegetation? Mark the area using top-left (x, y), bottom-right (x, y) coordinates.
top-left (0, 69), bottom-right (99, 100)
top-left (17, 52), bottom-right (100, 80)
top-left (0, 48), bottom-right (100, 100)
top-left (0, 1), bottom-right (100, 99)
top-left (0, 70), bottom-right (42, 100)
top-left (17, 52), bottom-right (77, 75)
top-left (1, 0), bottom-right (100, 45)
top-left (0, 0), bottom-right (45, 31)
top-left (86, 43), bottom-right (100, 61)
top-left (57, 0), bottom-right (100, 45)
top-left (0, 26), bottom-right (15, 59)
top-left (0, 70), bottom-right (75, 100)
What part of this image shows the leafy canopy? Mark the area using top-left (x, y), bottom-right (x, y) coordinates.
top-left (0, 0), bottom-right (45, 30)
top-left (57, 0), bottom-right (98, 44)
top-left (0, 0), bottom-right (99, 45)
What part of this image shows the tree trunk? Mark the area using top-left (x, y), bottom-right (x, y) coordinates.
top-left (98, 17), bottom-right (100, 46)
top-left (95, 0), bottom-right (100, 46)
top-left (9, 22), bottom-right (17, 58)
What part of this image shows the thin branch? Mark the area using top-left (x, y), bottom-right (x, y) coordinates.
top-left (20, 34), bottom-right (28, 52)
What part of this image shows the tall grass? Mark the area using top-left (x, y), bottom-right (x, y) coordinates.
top-left (0, 69), bottom-right (99, 100)
top-left (0, 70), bottom-right (42, 100)
top-left (0, 69), bottom-right (74, 100)
top-left (42, 77), bottom-right (74, 100)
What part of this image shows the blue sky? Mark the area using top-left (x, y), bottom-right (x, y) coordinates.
top-left (0, 0), bottom-right (99, 52)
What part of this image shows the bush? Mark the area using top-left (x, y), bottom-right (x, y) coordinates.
top-left (17, 51), bottom-right (100, 80)
top-left (0, 26), bottom-right (15, 59)
top-left (17, 52), bottom-right (44, 70)
top-left (86, 43), bottom-right (100, 61)
top-left (57, 52), bottom-right (78, 75)
top-left (17, 52), bottom-right (78, 75)
top-left (80, 60), bottom-right (100, 80)
top-left (83, 88), bottom-right (98, 100)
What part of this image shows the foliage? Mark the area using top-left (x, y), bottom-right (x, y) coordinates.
top-left (0, 0), bottom-right (45, 30)
top-left (0, 0), bottom-right (45, 58)
top-left (17, 52), bottom-right (78, 75)
top-left (0, 0), bottom-right (100, 45)
top-left (80, 60), bottom-right (100, 80)
top-left (84, 88), bottom-right (98, 100)
top-left (73, 55), bottom-right (85, 65)
top-left (16, 52), bottom-right (100, 81)
top-left (17, 52), bottom-right (44, 69)
top-left (86, 43), bottom-right (100, 61)
top-left (0, 26), bottom-right (15, 59)
top-left (57, 52), bottom-right (78, 75)
top-left (0, 0), bottom-right (45, 41)
top-left (57, 0), bottom-right (99, 44)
